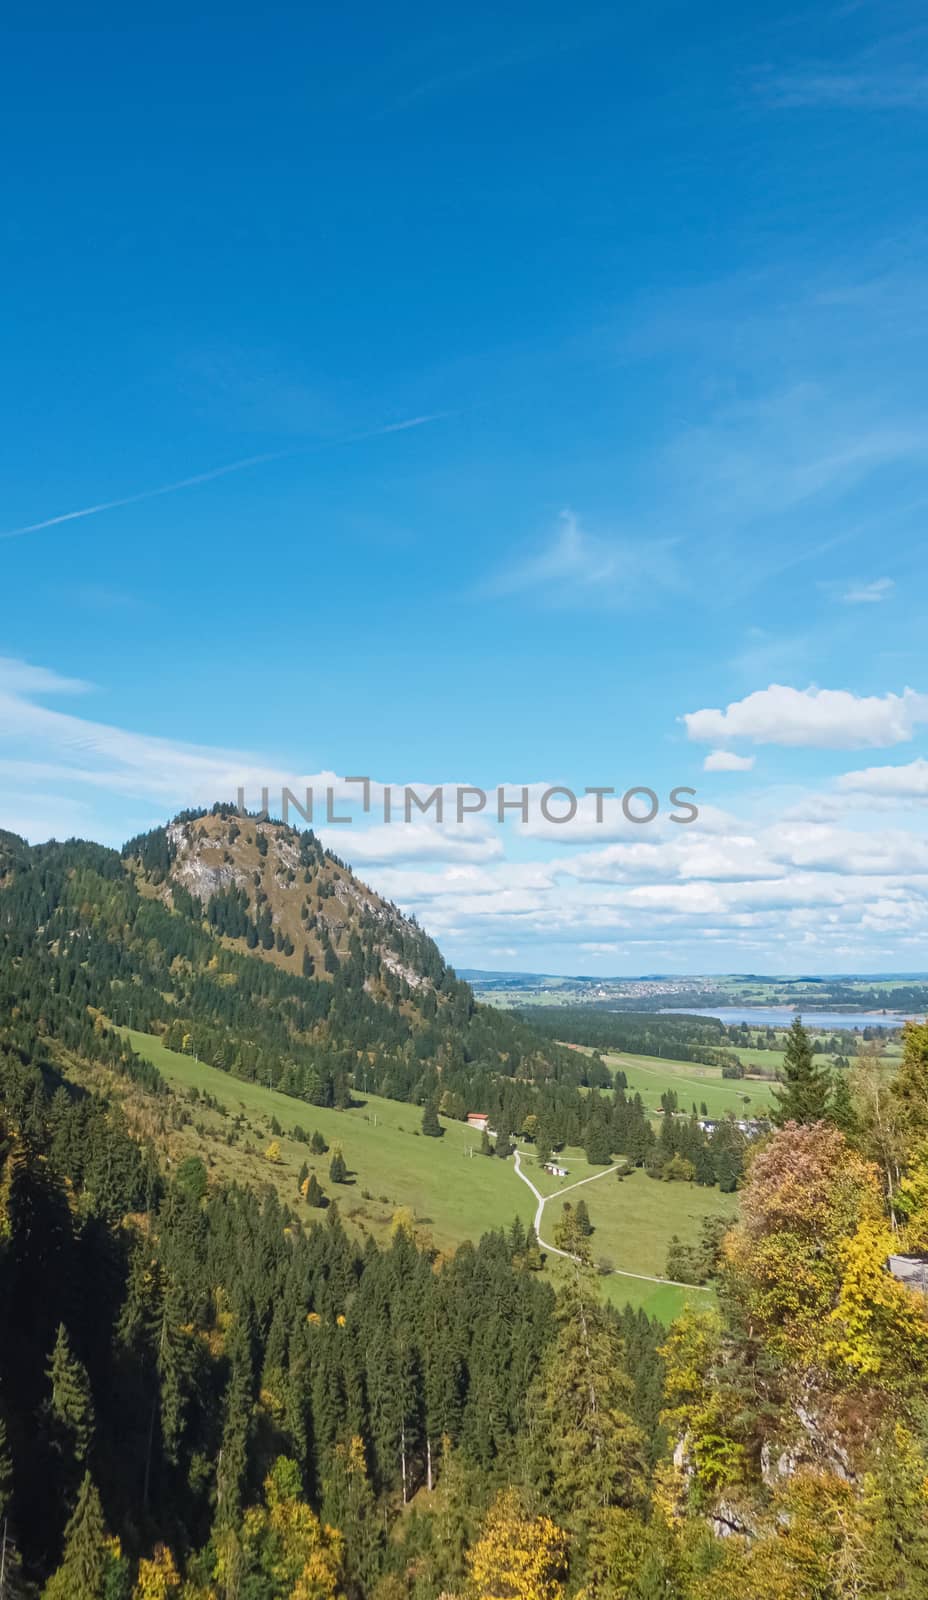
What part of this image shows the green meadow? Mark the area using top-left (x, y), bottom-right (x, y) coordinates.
top-left (602, 1048), bottom-right (778, 1117)
top-left (121, 1029), bottom-right (736, 1320)
top-left (122, 1029), bottom-right (538, 1247)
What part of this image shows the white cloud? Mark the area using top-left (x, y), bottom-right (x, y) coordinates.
top-left (703, 749), bottom-right (756, 772)
top-left (683, 684), bottom-right (928, 749)
top-left (317, 820), bottom-right (502, 865)
top-left (0, 658), bottom-right (92, 696)
top-left (840, 577), bottom-right (895, 604)
top-left (484, 509), bottom-right (678, 608)
top-left (7, 653), bottom-right (928, 971)
top-left (837, 758), bottom-right (928, 799)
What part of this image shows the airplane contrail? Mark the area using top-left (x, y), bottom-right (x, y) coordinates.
top-left (0, 412), bottom-right (449, 541)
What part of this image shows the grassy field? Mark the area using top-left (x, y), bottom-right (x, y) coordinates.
top-left (543, 1169), bottom-right (735, 1278)
top-left (120, 1029), bottom-right (735, 1321)
top-left (602, 1049), bottom-right (778, 1117)
top-left (121, 1029), bottom-right (538, 1247)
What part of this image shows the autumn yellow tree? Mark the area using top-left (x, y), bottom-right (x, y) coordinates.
top-left (890, 1020), bottom-right (928, 1141)
top-left (895, 1138), bottom-right (928, 1249)
top-left (466, 1488), bottom-right (568, 1600)
top-left (827, 1217), bottom-right (928, 1389)
top-left (690, 1469), bottom-right (873, 1600)
top-left (214, 1456), bottom-right (343, 1600)
top-left (658, 1307), bottom-right (743, 1514)
top-left (724, 1122), bottom-right (883, 1361)
top-left (132, 1543), bottom-right (181, 1599)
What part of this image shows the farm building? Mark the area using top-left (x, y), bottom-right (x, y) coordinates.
top-left (543, 1161), bottom-right (569, 1178)
top-left (888, 1254), bottom-right (928, 1292)
top-left (466, 1112), bottom-right (490, 1132)
top-left (698, 1118), bottom-right (766, 1139)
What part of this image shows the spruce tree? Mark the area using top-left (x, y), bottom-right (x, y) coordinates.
top-left (329, 1150), bottom-right (347, 1184)
top-left (585, 1121), bottom-right (612, 1166)
top-left (43, 1472), bottom-right (107, 1600)
top-left (47, 1324), bottom-right (95, 1468)
top-left (830, 1071), bottom-right (857, 1136)
top-left (214, 1320), bottom-right (252, 1529)
top-left (526, 1259), bottom-right (646, 1540)
top-left (715, 1145), bottom-right (741, 1193)
top-left (306, 1173), bottom-right (326, 1207)
top-left (421, 1100), bottom-right (442, 1138)
top-left (574, 1198), bottom-right (593, 1236)
top-left (772, 1017), bottom-right (832, 1126)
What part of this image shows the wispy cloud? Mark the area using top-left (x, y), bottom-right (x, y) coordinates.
top-left (670, 385), bottom-right (928, 522)
top-left (766, 70), bottom-right (928, 110)
top-left (840, 576), bottom-right (895, 603)
top-left (0, 658), bottom-right (92, 696)
top-left (484, 509), bottom-right (679, 608)
top-left (6, 655), bottom-right (928, 968)
top-left (0, 412), bottom-right (449, 543)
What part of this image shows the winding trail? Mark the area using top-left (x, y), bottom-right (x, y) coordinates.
top-left (511, 1148), bottom-right (712, 1290)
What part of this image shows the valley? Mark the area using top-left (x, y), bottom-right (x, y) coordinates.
top-left (116, 1026), bottom-right (726, 1321)
top-left (3, 810), bottom-right (925, 1598)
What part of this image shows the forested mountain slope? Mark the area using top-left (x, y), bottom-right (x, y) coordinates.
top-left (0, 808), bottom-right (578, 1116)
top-left (3, 815), bottom-right (928, 1597)
top-left (3, 1008), bottom-right (928, 1596)
top-left (0, 810), bottom-right (748, 1197)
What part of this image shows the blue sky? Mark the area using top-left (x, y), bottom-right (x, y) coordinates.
top-left (3, 0), bottom-right (928, 974)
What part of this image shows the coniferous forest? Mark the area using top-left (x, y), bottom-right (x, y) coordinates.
top-left (2, 816), bottom-right (928, 1596)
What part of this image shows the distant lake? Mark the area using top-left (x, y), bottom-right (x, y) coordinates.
top-left (659, 1006), bottom-right (916, 1032)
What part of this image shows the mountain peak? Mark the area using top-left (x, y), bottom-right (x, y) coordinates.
top-left (124, 807), bottom-right (449, 999)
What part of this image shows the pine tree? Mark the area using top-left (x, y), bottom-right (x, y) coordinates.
top-left (421, 1100), bottom-right (442, 1138)
top-left (772, 1017), bottom-right (832, 1126)
top-left (527, 1258), bottom-right (646, 1541)
top-left (322, 1437), bottom-right (382, 1593)
top-left (574, 1198), bottom-right (593, 1237)
top-left (830, 1071), bottom-right (857, 1136)
top-left (47, 1324), bottom-right (95, 1468)
top-left (215, 1319), bottom-right (252, 1529)
top-left (306, 1173), bottom-right (326, 1207)
top-left (310, 1130), bottom-right (328, 1155)
top-left (495, 1118), bottom-right (512, 1159)
top-left (715, 1145), bottom-right (741, 1193)
top-left (585, 1121), bottom-right (612, 1166)
top-left (43, 1472), bottom-right (108, 1600)
top-left (329, 1150), bottom-right (347, 1184)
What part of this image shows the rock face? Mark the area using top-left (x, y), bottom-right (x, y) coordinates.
top-left (710, 1500), bottom-right (757, 1540)
top-left (167, 822), bottom-right (251, 902)
top-left (674, 1385), bottom-right (857, 1547)
top-left (760, 1400), bottom-right (854, 1489)
top-left (132, 809), bottom-right (448, 998)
